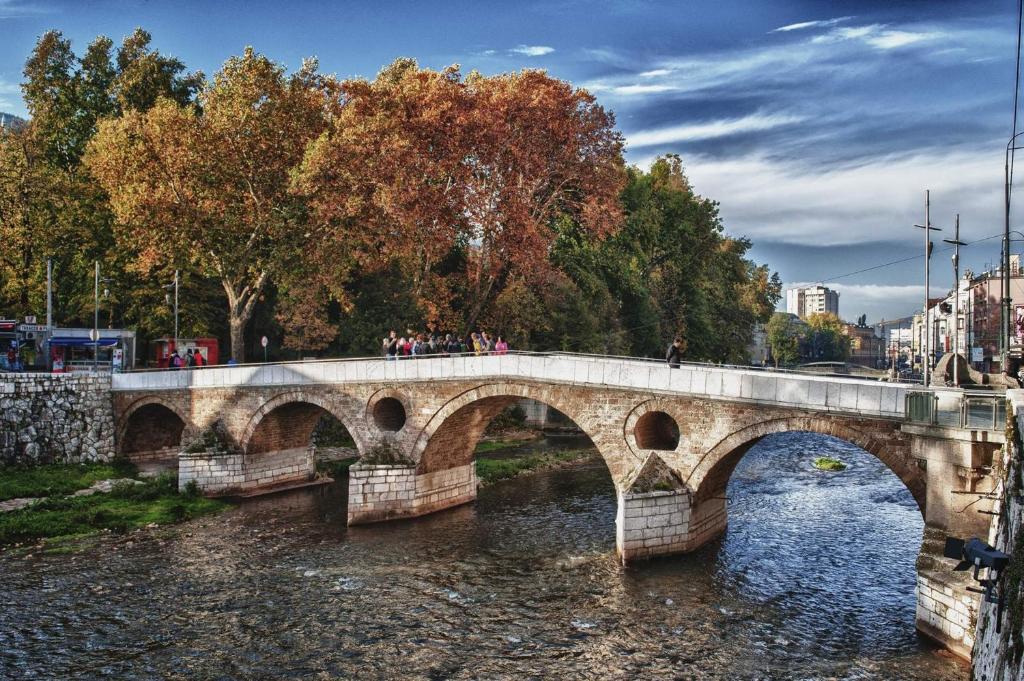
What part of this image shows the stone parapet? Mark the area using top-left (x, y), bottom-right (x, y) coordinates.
top-left (111, 353), bottom-right (910, 421)
top-left (0, 372), bottom-right (115, 465)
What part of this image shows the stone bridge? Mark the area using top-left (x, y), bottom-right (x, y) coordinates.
top-left (110, 353), bottom-right (1004, 658)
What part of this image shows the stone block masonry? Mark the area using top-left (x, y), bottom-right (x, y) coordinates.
top-left (0, 373), bottom-right (115, 465)
top-left (178, 446), bottom-right (315, 494)
top-left (915, 571), bottom-right (977, 660)
top-left (348, 463), bottom-right (476, 524)
top-left (616, 490), bottom-right (692, 562)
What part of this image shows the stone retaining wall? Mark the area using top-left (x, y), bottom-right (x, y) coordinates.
top-left (0, 373), bottom-right (115, 465)
top-left (972, 391), bottom-right (1024, 680)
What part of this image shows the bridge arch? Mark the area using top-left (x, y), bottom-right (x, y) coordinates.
top-left (686, 416), bottom-right (925, 513)
top-left (240, 390), bottom-right (367, 456)
top-left (412, 382), bottom-right (635, 481)
top-left (117, 396), bottom-right (191, 458)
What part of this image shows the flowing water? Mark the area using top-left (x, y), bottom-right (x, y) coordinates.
top-left (0, 432), bottom-right (968, 680)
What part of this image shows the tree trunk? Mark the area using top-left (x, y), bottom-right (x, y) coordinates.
top-left (222, 272), bottom-right (267, 364)
top-left (229, 313), bottom-right (246, 364)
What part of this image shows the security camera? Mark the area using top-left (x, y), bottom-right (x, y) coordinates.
top-left (945, 537), bottom-right (1011, 574)
top-left (944, 536), bottom-right (1013, 631)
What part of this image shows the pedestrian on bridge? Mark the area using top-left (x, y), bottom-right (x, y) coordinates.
top-left (666, 338), bottom-right (682, 368)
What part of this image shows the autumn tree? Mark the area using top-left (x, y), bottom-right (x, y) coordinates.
top-left (296, 59), bottom-right (626, 333)
top-left (87, 48), bottom-right (340, 361)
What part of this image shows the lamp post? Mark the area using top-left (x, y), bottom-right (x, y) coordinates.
top-left (163, 269), bottom-right (179, 357)
top-left (1002, 132), bottom-right (1024, 374)
top-left (93, 261), bottom-right (98, 371)
top-left (944, 215), bottom-right (967, 387)
top-left (915, 190), bottom-right (942, 387)
top-left (93, 262), bottom-right (114, 372)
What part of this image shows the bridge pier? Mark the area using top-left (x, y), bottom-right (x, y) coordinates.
top-left (178, 446), bottom-right (316, 495)
top-left (347, 463), bottom-right (477, 524)
top-left (615, 490), bottom-right (728, 562)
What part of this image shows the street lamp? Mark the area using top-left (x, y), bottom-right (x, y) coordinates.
top-left (944, 215), bottom-right (967, 387)
top-left (915, 190), bottom-right (942, 387)
top-left (1002, 132), bottom-right (1024, 374)
top-left (92, 262), bottom-right (113, 372)
top-left (162, 269), bottom-right (179, 358)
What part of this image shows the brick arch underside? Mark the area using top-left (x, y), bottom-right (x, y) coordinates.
top-left (688, 416), bottom-right (925, 515)
top-left (120, 403), bottom-right (186, 456)
top-left (247, 403), bottom-right (362, 458)
top-left (414, 384), bottom-right (600, 475)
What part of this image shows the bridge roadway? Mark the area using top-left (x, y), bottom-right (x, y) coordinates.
top-left (111, 352), bottom-right (1002, 659)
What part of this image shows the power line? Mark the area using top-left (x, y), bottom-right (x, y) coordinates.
top-left (808, 232), bottom-right (1004, 285)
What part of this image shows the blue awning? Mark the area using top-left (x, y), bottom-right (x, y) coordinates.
top-left (49, 337), bottom-right (118, 347)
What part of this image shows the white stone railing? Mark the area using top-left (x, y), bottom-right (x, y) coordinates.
top-left (111, 352), bottom-right (911, 420)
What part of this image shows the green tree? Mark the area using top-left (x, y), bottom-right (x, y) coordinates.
top-left (767, 312), bottom-right (803, 367)
top-left (803, 312), bottom-right (850, 362)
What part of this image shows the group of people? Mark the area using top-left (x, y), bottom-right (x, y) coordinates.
top-left (165, 348), bottom-right (207, 370)
top-left (382, 330), bottom-right (508, 359)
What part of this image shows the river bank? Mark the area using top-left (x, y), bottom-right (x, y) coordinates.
top-left (0, 462), bottom-right (225, 548)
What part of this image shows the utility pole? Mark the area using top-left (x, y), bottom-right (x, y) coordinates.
top-left (173, 269), bottom-right (179, 352)
top-left (916, 190), bottom-right (942, 387)
top-left (45, 258), bottom-right (52, 371)
top-left (944, 215), bottom-right (967, 387)
top-left (93, 261), bottom-right (99, 372)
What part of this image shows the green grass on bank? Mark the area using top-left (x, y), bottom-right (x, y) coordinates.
top-left (812, 456), bottom-right (847, 472)
top-left (0, 460), bottom-right (137, 501)
top-left (476, 448), bottom-right (595, 484)
top-left (0, 472), bottom-right (226, 545)
top-left (474, 438), bottom-right (532, 454)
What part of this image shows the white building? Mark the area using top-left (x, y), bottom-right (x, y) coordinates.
top-left (786, 285), bottom-right (839, 319)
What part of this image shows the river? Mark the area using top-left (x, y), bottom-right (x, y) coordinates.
top-left (0, 432), bottom-right (968, 680)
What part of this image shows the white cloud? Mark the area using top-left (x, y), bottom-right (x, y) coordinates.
top-left (510, 45), bottom-right (554, 57)
top-left (638, 68), bottom-right (671, 78)
top-left (680, 148), bottom-right (1003, 248)
top-left (0, 79), bottom-right (21, 113)
top-left (610, 83), bottom-right (677, 96)
top-left (627, 112), bottom-right (805, 148)
top-left (811, 24), bottom-right (944, 50)
top-left (771, 17), bottom-right (851, 33)
top-left (0, 0), bottom-right (53, 19)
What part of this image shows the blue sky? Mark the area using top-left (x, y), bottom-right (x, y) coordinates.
top-left (0, 0), bottom-right (1018, 322)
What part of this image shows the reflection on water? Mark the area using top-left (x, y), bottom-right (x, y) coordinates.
top-left (0, 432), bottom-right (967, 680)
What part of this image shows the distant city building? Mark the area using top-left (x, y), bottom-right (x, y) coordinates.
top-left (842, 322), bottom-right (884, 368)
top-left (785, 285), bottom-right (839, 319)
top-left (746, 323), bottom-right (768, 366)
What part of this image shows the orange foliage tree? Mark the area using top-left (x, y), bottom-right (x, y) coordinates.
top-left (86, 48), bottom-right (340, 361)
top-left (295, 59), bottom-right (626, 332)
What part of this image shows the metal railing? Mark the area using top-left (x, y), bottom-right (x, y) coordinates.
top-left (905, 389), bottom-right (1006, 431)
